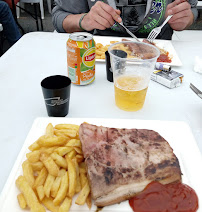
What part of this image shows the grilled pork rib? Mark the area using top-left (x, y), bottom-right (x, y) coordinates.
top-left (79, 123), bottom-right (182, 207)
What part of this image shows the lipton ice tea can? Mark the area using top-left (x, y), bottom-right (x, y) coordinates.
top-left (67, 32), bottom-right (96, 85)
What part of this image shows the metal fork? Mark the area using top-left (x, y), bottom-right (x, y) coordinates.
top-left (190, 83), bottom-right (202, 99)
top-left (147, 15), bottom-right (173, 42)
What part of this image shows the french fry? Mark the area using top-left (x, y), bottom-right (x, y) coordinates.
top-left (58, 168), bottom-right (66, 177)
top-left (38, 135), bottom-right (67, 147)
top-left (40, 153), bottom-right (59, 177)
top-left (54, 130), bottom-right (70, 139)
top-left (66, 139), bottom-right (82, 148)
top-left (44, 174), bottom-right (55, 198)
top-left (75, 181), bottom-right (90, 205)
top-left (65, 156), bottom-right (76, 197)
top-left (86, 194), bottom-right (92, 209)
top-left (42, 197), bottom-right (59, 212)
top-left (96, 49), bottom-right (104, 56)
top-left (67, 149), bottom-right (77, 159)
top-left (46, 123), bottom-right (54, 137)
top-left (53, 172), bottom-right (69, 206)
top-left (54, 146), bottom-right (73, 156)
top-left (79, 162), bottom-right (86, 171)
top-left (22, 160), bottom-right (35, 188)
top-left (110, 41), bottom-right (119, 44)
top-left (36, 185), bottom-right (45, 201)
top-left (80, 172), bottom-right (88, 188)
top-left (96, 43), bottom-right (103, 48)
top-left (26, 150), bottom-right (40, 163)
top-left (55, 124), bottom-right (79, 131)
top-left (28, 140), bottom-right (40, 151)
top-left (31, 161), bottom-right (44, 171)
top-left (74, 147), bottom-right (83, 154)
top-left (55, 129), bottom-right (77, 138)
top-left (72, 158), bottom-right (81, 193)
top-left (40, 146), bottom-right (58, 155)
top-left (95, 55), bottom-right (101, 59)
top-left (51, 152), bottom-right (67, 169)
top-left (17, 193), bottom-right (27, 209)
top-left (34, 167), bottom-right (48, 188)
top-left (76, 154), bottom-right (84, 163)
top-left (16, 176), bottom-right (46, 212)
top-left (59, 197), bottom-right (72, 212)
top-left (50, 176), bottom-right (62, 198)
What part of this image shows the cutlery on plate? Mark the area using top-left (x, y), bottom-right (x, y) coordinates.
top-left (116, 22), bottom-right (140, 42)
top-left (190, 83), bottom-right (202, 99)
top-left (147, 15), bottom-right (173, 43)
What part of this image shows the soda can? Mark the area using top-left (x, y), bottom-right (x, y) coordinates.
top-left (67, 32), bottom-right (95, 85)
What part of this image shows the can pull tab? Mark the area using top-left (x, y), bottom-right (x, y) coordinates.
top-left (77, 35), bottom-right (88, 40)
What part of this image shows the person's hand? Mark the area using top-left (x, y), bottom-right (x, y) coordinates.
top-left (81, 1), bottom-right (122, 31)
top-left (166, 0), bottom-right (194, 31)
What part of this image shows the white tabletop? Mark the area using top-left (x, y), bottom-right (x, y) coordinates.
top-left (0, 32), bottom-right (202, 194)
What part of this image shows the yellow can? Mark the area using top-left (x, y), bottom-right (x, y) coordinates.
top-left (67, 32), bottom-right (96, 85)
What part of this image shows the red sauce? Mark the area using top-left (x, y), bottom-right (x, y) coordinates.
top-left (157, 53), bottom-right (172, 63)
top-left (129, 181), bottom-right (198, 212)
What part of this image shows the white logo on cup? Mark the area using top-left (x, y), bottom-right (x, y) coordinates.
top-left (45, 97), bottom-right (69, 106)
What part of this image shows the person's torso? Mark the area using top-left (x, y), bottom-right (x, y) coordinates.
top-left (87, 0), bottom-right (173, 39)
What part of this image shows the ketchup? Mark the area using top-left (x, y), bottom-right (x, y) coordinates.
top-left (129, 181), bottom-right (198, 212)
top-left (157, 53), bottom-right (172, 63)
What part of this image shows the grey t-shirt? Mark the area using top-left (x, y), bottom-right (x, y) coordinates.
top-left (52, 0), bottom-right (198, 40)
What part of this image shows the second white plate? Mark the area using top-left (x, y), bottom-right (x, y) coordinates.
top-left (0, 118), bottom-right (201, 212)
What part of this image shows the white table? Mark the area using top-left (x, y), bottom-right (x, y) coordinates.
top-left (0, 32), bottom-right (202, 194)
top-left (173, 30), bottom-right (202, 41)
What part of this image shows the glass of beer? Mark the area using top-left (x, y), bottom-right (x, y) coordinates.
top-left (108, 41), bottom-right (160, 111)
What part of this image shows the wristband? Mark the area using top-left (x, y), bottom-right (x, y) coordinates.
top-left (79, 13), bottom-right (87, 31)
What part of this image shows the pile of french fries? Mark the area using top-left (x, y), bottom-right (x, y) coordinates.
top-left (15, 123), bottom-right (91, 212)
top-left (96, 41), bottom-right (135, 60)
top-left (95, 41), bottom-right (118, 59)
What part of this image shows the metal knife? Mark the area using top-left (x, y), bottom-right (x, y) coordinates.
top-left (104, 0), bottom-right (140, 42)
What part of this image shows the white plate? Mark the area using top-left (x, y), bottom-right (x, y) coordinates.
top-left (94, 36), bottom-right (183, 67)
top-left (0, 118), bottom-right (201, 212)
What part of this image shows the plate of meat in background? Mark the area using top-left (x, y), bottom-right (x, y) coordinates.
top-left (94, 36), bottom-right (183, 67)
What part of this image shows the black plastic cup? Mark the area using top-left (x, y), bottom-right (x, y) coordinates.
top-left (41, 75), bottom-right (71, 117)
top-left (105, 50), bottom-right (127, 82)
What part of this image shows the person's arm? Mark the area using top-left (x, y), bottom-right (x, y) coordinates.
top-left (165, 0), bottom-right (198, 31)
top-left (52, 1), bottom-right (122, 33)
top-left (52, 0), bottom-right (89, 32)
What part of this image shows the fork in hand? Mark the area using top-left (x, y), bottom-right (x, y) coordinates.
top-left (147, 15), bottom-right (173, 43)
top-left (190, 83), bottom-right (202, 99)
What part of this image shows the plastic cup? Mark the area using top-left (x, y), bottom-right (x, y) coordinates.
top-left (108, 41), bottom-right (160, 111)
top-left (41, 75), bottom-right (71, 117)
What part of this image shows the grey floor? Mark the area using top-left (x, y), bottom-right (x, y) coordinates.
top-left (17, 2), bottom-right (55, 33)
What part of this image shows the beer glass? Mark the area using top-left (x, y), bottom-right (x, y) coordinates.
top-left (108, 41), bottom-right (160, 111)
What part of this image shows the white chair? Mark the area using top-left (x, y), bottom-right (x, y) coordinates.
top-left (0, 23), bottom-right (3, 56)
top-left (197, 1), bottom-right (202, 9)
top-left (16, 0), bottom-right (45, 19)
top-left (47, 0), bottom-right (52, 13)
